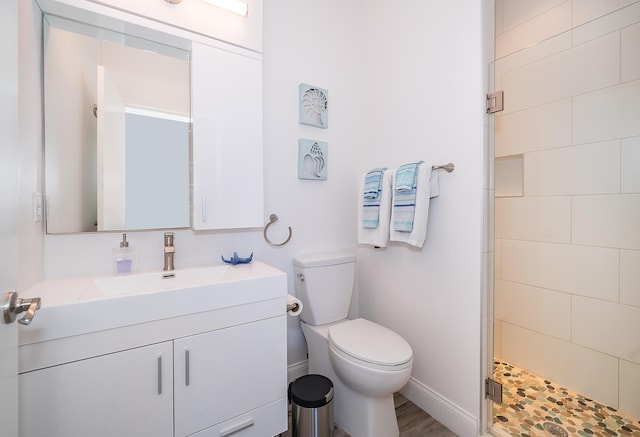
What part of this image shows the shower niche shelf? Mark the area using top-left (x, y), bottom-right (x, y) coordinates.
top-left (495, 155), bottom-right (523, 197)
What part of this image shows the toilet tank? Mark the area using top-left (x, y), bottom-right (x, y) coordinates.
top-left (293, 251), bottom-right (356, 325)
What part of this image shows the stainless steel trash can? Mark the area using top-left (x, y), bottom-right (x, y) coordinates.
top-left (289, 374), bottom-right (334, 437)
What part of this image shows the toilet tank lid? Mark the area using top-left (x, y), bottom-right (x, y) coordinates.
top-left (293, 251), bottom-right (356, 268)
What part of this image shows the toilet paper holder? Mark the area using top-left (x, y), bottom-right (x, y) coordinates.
top-left (286, 294), bottom-right (303, 316)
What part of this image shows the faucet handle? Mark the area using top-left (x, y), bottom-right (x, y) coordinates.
top-left (164, 232), bottom-right (174, 246)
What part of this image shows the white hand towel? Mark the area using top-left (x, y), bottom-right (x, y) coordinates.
top-left (390, 162), bottom-right (436, 248)
top-left (358, 169), bottom-right (392, 247)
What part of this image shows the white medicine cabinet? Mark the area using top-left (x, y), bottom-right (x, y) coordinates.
top-left (192, 41), bottom-right (264, 230)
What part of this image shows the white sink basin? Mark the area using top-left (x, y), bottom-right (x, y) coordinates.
top-left (94, 265), bottom-right (227, 295)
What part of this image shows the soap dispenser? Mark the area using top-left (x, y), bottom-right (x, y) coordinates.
top-left (113, 233), bottom-right (136, 275)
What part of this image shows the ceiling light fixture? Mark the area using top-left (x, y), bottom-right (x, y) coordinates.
top-left (201, 0), bottom-right (249, 16)
top-left (164, 0), bottom-right (248, 16)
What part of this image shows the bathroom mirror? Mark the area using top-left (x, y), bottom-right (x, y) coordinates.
top-left (43, 15), bottom-right (191, 233)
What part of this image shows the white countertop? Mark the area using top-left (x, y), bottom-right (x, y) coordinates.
top-left (19, 261), bottom-right (287, 345)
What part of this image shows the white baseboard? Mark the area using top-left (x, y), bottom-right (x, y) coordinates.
top-left (287, 360), bottom-right (308, 385)
top-left (400, 377), bottom-right (479, 437)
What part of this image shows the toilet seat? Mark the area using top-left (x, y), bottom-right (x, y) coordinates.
top-left (328, 318), bottom-right (413, 370)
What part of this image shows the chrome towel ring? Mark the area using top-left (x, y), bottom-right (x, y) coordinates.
top-left (263, 214), bottom-right (292, 247)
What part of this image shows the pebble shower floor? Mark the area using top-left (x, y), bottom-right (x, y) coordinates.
top-left (492, 360), bottom-right (640, 437)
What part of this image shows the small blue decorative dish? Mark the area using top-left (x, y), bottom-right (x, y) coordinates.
top-left (221, 252), bottom-right (253, 265)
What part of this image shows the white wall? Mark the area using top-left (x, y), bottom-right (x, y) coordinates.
top-left (356, 2), bottom-right (486, 435)
top-left (494, 0), bottom-right (640, 419)
top-left (24, 0), bottom-right (488, 434)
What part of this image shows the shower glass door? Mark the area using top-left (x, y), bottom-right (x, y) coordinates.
top-left (491, 1), bottom-right (640, 435)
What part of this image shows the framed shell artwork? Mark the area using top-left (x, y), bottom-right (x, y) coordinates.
top-left (298, 83), bottom-right (328, 128)
top-left (298, 139), bottom-right (327, 180)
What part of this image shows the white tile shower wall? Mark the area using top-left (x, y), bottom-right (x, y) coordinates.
top-left (572, 195), bottom-right (640, 250)
top-left (572, 80), bottom-right (640, 144)
top-left (622, 22), bottom-right (640, 81)
top-left (494, 31), bottom-right (571, 91)
top-left (572, 0), bottom-right (640, 28)
top-left (494, 279), bottom-right (571, 340)
top-left (573, 1), bottom-right (640, 46)
top-left (621, 137), bottom-right (640, 192)
top-left (500, 239), bottom-right (619, 302)
top-left (572, 296), bottom-right (640, 365)
top-left (523, 141), bottom-right (621, 195)
top-left (496, 1), bottom-right (570, 59)
top-left (501, 32), bottom-right (620, 114)
top-left (500, 0), bottom-right (567, 33)
top-left (619, 360), bottom-right (640, 418)
top-left (494, 99), bottom-right (571, 157)
top-left (620, 249), bottom-right (640, 307)
top-left (494, 1), bottom-right (640, 412)
top-left (500, 322), bottom-right (619, 408)
top-left (494, 197), bottom-right (570, 243)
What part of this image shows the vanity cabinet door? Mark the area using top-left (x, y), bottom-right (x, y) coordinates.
top-left (173, 316), bottom-right (287, 437)
top-left (192, 41), bottom-right (264, 230)
top-left (19, 341), bottom-right (173, 437)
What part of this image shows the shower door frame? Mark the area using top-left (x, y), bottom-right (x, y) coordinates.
top-left (485, 1), bottom-right (640, 435)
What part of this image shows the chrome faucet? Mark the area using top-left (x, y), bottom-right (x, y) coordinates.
top-left (163, 232), bottom-right (175, 271)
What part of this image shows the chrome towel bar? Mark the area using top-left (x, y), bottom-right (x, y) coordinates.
top-left (432, 163), bottom-right (454, 173)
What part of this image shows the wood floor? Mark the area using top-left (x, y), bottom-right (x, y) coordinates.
top-left (281, 393), bottom-right (457, 437)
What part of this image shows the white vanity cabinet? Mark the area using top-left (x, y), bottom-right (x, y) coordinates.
top-left (19, 313), bottom-right (287, 437)
top-left (19, 341), bottom-right (174, 437)
top-left (191, 41), bottom-right (264, 230)
top-left (18, 263), bottom-right (288, 437)
top-left (174, 316), bottom-right (287, 437)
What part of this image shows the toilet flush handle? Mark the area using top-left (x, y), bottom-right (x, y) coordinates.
top-left (296, 273), bottom-right (304, 282)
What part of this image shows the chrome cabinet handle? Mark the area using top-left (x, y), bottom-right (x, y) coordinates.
top-left (157, 355), bottom-right (163, 395)
top-left (185, 349), bottom-right (190, 386)
top-left (220, 418), bottom-right (254, 437)
top-left (2, 291), bottom-right (41, 325)
top-left (201, 196), bottom-right (207, 223)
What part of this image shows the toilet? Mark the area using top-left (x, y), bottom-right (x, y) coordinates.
top-left (293, 251), bottom-right (413, 437)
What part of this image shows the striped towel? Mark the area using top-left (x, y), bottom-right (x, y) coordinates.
top-left (393, 161), bottom-right (423, 232)
top-left (362, 167), bottom-right (387, 229)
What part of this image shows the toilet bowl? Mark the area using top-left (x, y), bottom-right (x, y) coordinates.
top-left (294, 252), bottom-right (414, 437)
top-left (300, 318), bottom-right (412, 437)
top-left (329, 318), bottom-right (412, 396)
top-left (328, 318), bottom-right (413, 437)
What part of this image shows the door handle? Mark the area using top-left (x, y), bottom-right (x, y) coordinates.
top-left (2, 291), bottom-right (41, 325)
